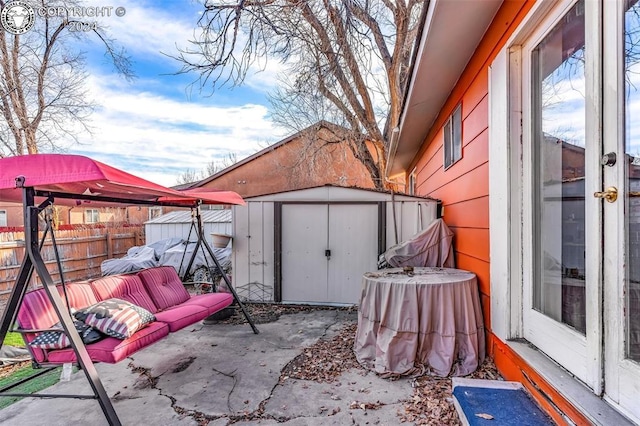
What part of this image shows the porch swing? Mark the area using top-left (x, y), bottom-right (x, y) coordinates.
top-left (0, 154), bottom-right (255, 426)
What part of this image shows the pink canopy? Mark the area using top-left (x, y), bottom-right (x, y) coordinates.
top-left (158, 187), bottom-right (245, 206)
top-left (0, 154), bottom-right (244, 206)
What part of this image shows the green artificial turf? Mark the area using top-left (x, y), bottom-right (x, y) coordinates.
top-left (0, 366), bottom-right (63, 410)
top-left (0, 331), bottom-right (70, 410)
top-left (2, 332), bottom-right (26, 348)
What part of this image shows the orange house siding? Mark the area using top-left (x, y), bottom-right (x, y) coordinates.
top-left (410, 0), bottom-right (535, 332)
top-left (408, 1), bottom-right (594, 424)
top-left (411, 86), bottom-right (491, 332)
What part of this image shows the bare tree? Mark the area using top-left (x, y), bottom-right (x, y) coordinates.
top-left (176, 168), bottom-right (204, 186)
top-left (176, 152), bottom-right (240, 185)
top-left (175, 0), bottom-right (424, 189)
top-left (0, 0), bottom-right (132, 157)
top-left (206, 152), bottom-right (238, 175)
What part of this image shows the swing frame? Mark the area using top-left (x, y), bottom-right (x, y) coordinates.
top-left (178, 205), bottom-right (259, 334)
top-left (0, 154), bottom-right (253, 426)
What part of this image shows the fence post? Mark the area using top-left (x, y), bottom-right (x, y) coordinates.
top-left (106, 233), bottom-right (113, 259)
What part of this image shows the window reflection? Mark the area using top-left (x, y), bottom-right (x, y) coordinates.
top-left (532, 0), bottom-right (586, 334)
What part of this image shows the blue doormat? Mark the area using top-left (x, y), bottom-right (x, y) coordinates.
top-left (452, 378), bottom-right (555, 426)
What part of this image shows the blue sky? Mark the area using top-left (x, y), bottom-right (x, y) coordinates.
top-left (67, 0), bottom-right (286, 186)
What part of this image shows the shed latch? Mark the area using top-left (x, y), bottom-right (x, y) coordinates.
top-left (325, 249), bottom-right (331, 259)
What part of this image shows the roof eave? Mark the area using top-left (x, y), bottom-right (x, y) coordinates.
top-left (387, 0), bottom-right (503, 177)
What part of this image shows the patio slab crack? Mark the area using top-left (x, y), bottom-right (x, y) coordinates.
top-left (224, 316), bottom-right (347, 424)
top-left (119, 310), bottom-right (361, 425)
top-left (210, 366), bottom-right (239, 413)
top-left (126, 361), bottom-right (229, 425)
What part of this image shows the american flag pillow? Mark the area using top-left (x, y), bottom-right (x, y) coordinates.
top-left (29, 319), bottom-right (105, 349)
top-left (74, 298), bottom-right (155, 340)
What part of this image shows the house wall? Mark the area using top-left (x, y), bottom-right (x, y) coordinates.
top-left (199, 129), bottom-right (375, 198)
top-left (0, 203), bottom-right (177, 228)
top-left (0, 204), bottom-right (23, 228)
top-left (408, 1), bottom-right (593, 424)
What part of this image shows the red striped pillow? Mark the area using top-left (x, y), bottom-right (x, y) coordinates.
top-left (74, 298), bottom-right (155, 339)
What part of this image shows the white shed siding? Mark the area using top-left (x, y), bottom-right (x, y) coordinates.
top-left (262, 203), bottom-right (275, 296)
top-left (145, 210), bottom-right (232, 245)
top-left (233, 204), bottom-right (251, 295)
top-left (248, 203), bottom-right (264, 286)
top-left (232, 201), bottom-right (277, 302)
top-left (232, 186), bottom-right (440, 305)
top-left (386, 200), bottom-right (436, 246)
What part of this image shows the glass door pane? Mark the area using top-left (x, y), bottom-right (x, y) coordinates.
top-left (602, 1), bottom-right (640, 418)
top-left (625, 0), bottom-right (640, 363)
top-left (532, 0), bottom-right (586, 334)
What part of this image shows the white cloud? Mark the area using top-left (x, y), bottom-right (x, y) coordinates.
top-left (70, 74), bottom-right (284, 186)
top-left (56, 1), bottom-right (291, 187)
top-left (82, 0), bottom-right (195, 59)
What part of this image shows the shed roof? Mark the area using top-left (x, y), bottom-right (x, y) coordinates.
top-left (145, 209), bottom-right (231, 225)
top-left (244, 184), bottom-right (438, 203)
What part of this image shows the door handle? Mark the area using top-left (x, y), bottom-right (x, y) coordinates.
top-left (593, 186), bottom-right (618, 203)
top-left (325, 249), bottom-right (331, 259)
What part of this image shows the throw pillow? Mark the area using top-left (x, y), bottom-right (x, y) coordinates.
top-left (29, 319), bottom-right (105, 350)
top-left (74, 298), bottom-right (155, 339)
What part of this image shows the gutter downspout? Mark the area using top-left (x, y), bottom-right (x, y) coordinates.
top-left (386, 127), bottom-right (401, 245)
top-left (383, 0), bottom-right (431, 245)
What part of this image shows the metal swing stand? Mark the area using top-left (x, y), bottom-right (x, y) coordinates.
top-left (180, 205), bottom-right (259, 334)
top-left (0, 185), bottom-right (123, 426)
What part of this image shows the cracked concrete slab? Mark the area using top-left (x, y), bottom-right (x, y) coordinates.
top-left (0, 309), bottom-right (416, 425)
top-left (236, 370), bottom-right (411, 425)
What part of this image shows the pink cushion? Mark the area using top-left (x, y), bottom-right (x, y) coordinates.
top-left (47, 321), bottom-right (169, 364)
top-left (154, 305), bottom-right (209, 332)
top-left (182, 293), bottom-right (234, 315)
top-left (56, 282), bottom-right (97, 311)
top-left (17, 283), bottom-right (99, 363)
top-left (137, 267), bottom-right (190, 310)
top-left (18, 283), bottom-right (97, 330)
top-left (90, 274), bottom-right (158, 313)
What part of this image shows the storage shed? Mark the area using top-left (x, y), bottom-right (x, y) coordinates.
top-left (232, 185), bottom-right (441, 305)
top-left (145, 209), bottom-right (232, 245)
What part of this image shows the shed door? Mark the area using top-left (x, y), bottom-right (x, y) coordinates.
top-left (280, 203), bottom-right (379, 304)
top-left (281, 204), bottom-right (329, 303)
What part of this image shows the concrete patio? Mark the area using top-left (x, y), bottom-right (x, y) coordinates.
top-left (0, 307), bottom-right (426, 426)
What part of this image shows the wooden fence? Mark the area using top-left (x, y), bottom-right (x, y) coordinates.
top-left (0, 226), bottom-right (144, 309)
